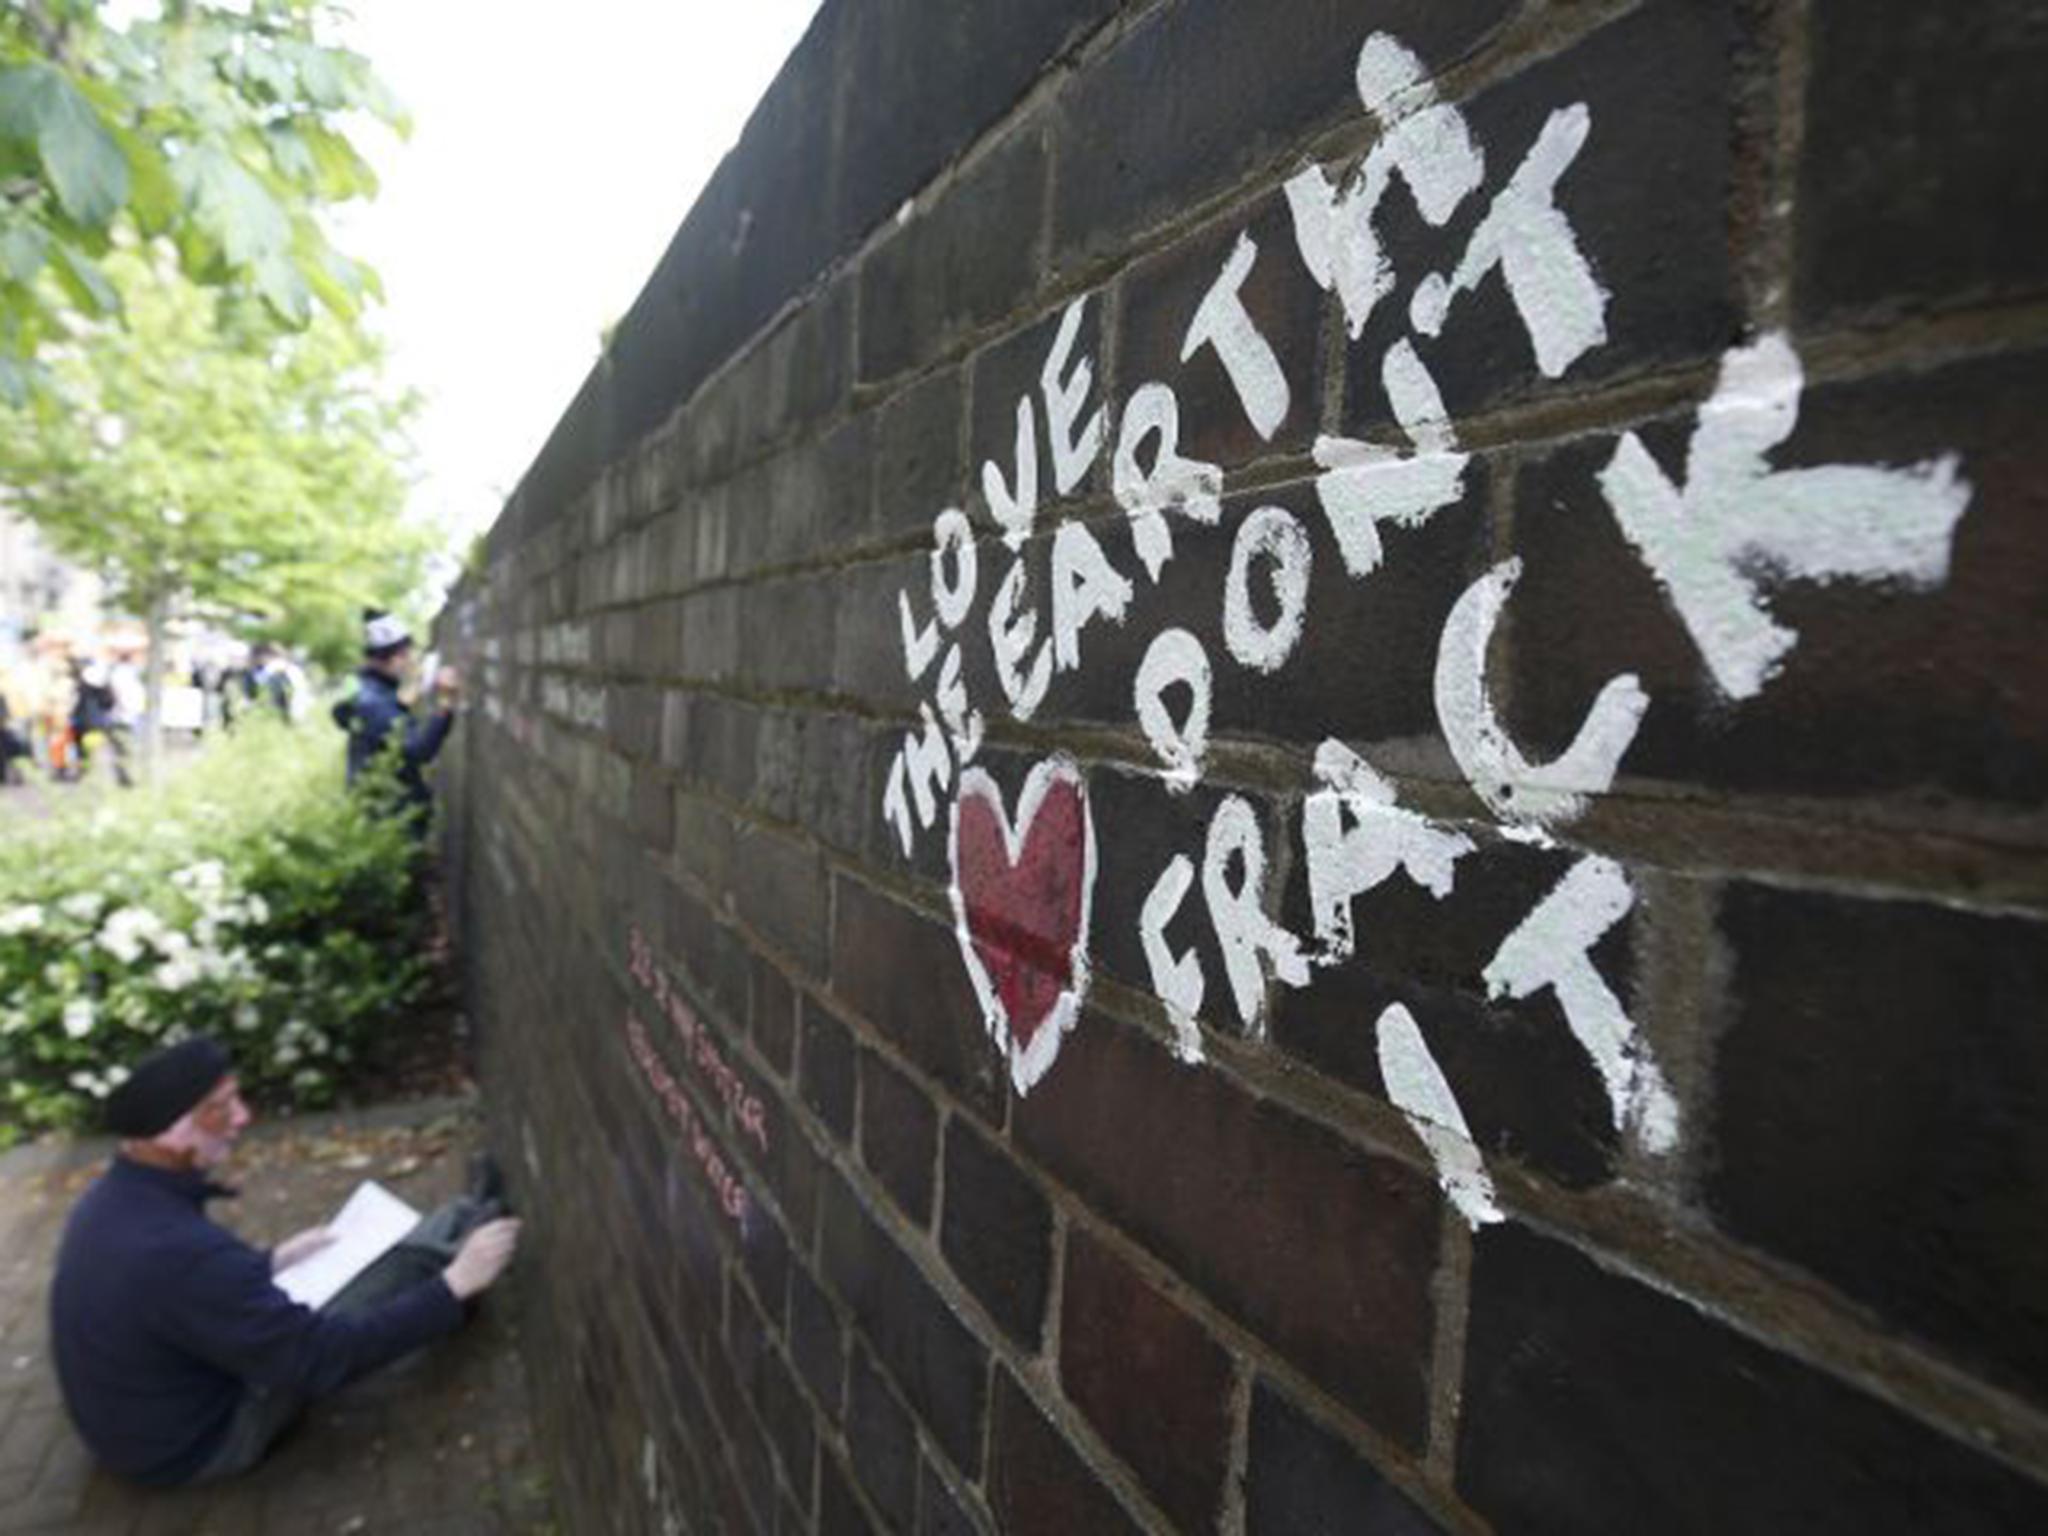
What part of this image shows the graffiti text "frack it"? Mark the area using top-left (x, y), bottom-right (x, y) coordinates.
top-left (876, 32), bottom-right (1972, 1227)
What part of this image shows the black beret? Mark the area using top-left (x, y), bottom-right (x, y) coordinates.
top-left (104, 1037), bottom-right (232, 1138)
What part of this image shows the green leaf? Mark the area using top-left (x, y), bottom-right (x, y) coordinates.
top-left (114, 128), bottom-right (179, 235)
top-left (0, 65), bottom-right (129, 229)
top-left (0, 222), bottom-right (48, 284)
top-left (48, 241), bottom-right (119, 318)
top-left (178, 144), bottom-right (291, 269)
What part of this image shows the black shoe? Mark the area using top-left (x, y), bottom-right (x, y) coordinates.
top-left (466, 1151), bottom-right (509, 1211)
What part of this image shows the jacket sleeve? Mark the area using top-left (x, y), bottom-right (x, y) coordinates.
top-left (154, 1239), bottom-right (464, 1397)
top-left (403, 707), bottom-right (454, 768)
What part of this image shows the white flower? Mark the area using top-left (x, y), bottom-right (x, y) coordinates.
top-left (274, 1043), bottom-right (301, 1067)
top-left (62, 999), bottom-right (95, 1039)
top-left (99, 907), bottom-right (166, 966)
top-left (58, 893), bottom-right (105, 923)
top-left (153, 954), bottom-right (202, 993)
top-left (233, 1002), bottom-right (259, 1032)
top-left (0, 905), bottom-right (44, 936)
top-left (172, 860), bottom-right (227, 896)
top-left (243, 895), bottom-right (270, 925)
top-left (0, 1009), bottom-right (28, 1037)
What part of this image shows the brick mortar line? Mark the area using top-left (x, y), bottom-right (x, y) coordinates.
top-left (527, 688), bottom-right (2048, 906)
top-left (1489, 1174), bottom-right (2048, 1485)
top-left (486, 279), bottom-right (2048, 636)
top-left (804, 848), bottom-right (2048, 1492)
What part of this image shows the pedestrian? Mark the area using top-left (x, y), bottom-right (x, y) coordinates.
top-left (0, 684), bottom-right (31, 786)
top-left (48, 1037), bottom-right (522, 1487)
top-left (245, 643), bottom-right (294, 721)
top-left (70, 658), bottom-right (132, 787)
top-left (331, 610), bottom-right (458, 820)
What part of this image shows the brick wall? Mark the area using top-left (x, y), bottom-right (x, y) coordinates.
top-left (433, 2), bottom-right (2048, 1530)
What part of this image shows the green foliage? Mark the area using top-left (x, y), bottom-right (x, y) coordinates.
top-left (0, 0), bottom-right (406, 395)
top-left (0, 718), bottom-right (432, 1140)
top-left (0, 248), bottom-right (435, 670)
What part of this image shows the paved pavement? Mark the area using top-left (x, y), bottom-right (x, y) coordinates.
top-left (0, 1096), bottom-right (556, 1535)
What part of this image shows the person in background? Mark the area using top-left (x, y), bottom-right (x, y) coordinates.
top-left (245, 644), bottom-right (294, 721)
top-left (70, 657), bottom-right (132, 787)
top-left (331, 609), bottom-right (458, 818)
top-left (0, 679), bottom-right (31, 786)
top-left (49, 1037), bottom-right (520, 1487)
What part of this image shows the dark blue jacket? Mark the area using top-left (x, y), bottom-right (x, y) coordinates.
top-left (49, 1157), bottom-right (463, 1486)
top-left (331, 667), bottom-right (453, 811)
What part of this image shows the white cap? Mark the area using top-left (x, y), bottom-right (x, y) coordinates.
top-left (365, 613), bottom-right (411, 652)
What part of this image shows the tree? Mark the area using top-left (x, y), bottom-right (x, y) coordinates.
top-left (0, 0), bottom-right (406, 399)
top-left (0, 247), bottom-right (434, 772)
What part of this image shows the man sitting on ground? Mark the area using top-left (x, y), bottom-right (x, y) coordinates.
top-left (50, 1037), bottom-right (521, 1486)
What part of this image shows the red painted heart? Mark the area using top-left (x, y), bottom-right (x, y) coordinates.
top-left (949, 758), bottom-right (1096, 1094)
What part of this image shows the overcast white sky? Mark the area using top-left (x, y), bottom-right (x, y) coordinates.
top-left (336, 1), bottom-right (820, 552)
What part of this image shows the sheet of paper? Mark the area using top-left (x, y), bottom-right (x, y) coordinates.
top-left (275, 1180), bottom-right (423, 1309)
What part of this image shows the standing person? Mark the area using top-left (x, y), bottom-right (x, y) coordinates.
top-left (0, 681), bottom-right (31, 786)
top-left (49, 1037), bottom-right (521, 1487)
top-left (245, 644), bottom-right (294, 721)
top-left (71, 658), bottom-right (132, 787)
top-left (331, 609), bottom-right (457, 818)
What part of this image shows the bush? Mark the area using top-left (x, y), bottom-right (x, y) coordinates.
top-left (0, 719), bottom-right (431, 1141)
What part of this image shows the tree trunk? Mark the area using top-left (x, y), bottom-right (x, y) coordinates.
top-left (140, 589), bottom-right (168, 783)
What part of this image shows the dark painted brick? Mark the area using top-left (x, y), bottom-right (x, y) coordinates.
top-left (819, 1447), bottom-right (881, 1536)
top-left (836, 0), bottom-right (1116, 248)
top-left (1710, 887), bottom-right (2048, 1406)
top-left (751, 953), bottom-right (798, 1077)
top-left (860, 1049), bottom-right (940, 1225)
top-left (1016, 479), bottom-right (1490, 770)
top-left (1504, 348), bottom-right (2048, 806)
top-left (987, 1371), bottom-right (1143, 1536)
top-left (790, 1261), bottom-right (847, 1423)
top-left (1053, 0), bottom-right (1513, 271)
top-left (730, 1281), bottom-right (816, 1508)
top-left (920, 1460), bottom-right (984, 1536)
top-left (859, 124), bottom-right (1050, 385)
top-left (801, 996), bottom-right (859, 1143)
top-left (1060, 1228), bottom-right (1234, 1533)
top-left (740, 572), bottom-right (840, 695)
top-left (1349, 0), bottom-right (1737, 432)
top-left (798, 712), bottom-right (880, 858)
top-left (1273, 831), bottom-right (1624, 1191)
top-left (1246, 1380), bottom-right (1444, 1535)
top-left (821, 1170), bottom-right (990, 1477)
top-left (847, 1343), bottom-right (920, 1531)
top-left (829, 551), bottom-right (929, 715)
top-left (871, 364), bottom-right (969, 549)
top-left (831, 873), bottom-right (1005, 1119)
top-left (1799, 0), bottom-right (2048, 320)
top-left (630, 763), bottom-right (675, 850)
top-left (731, 821), bottom-right (829, 979)
top-left (1459, 1224), bottom-right (2048, 1535)
top-left (1117, 192), bottom-right (1326, 469)
top-left (967, 297), bottom-right (1108, 533)
top-left (940, 1119), bottom-right (1054, 1347)
top-left (1016, 1008), bottom-right (1442, 1448)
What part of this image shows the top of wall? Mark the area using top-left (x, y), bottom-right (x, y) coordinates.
top-left (488, 0), bottom-right (1122, 558)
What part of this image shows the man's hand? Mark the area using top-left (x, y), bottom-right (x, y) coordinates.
top-left (432, 664), bottom-right (462, 708)
top-left (271, 1227), bottom-right (335, 1274)
top-left (442, 1217), bottom-right (521, 1301)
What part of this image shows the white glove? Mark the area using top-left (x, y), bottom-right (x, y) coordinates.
top-left (271, 1226), bottom-right (335, 1274)
top-left (442, 1217), bottom-right (522, 1301)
